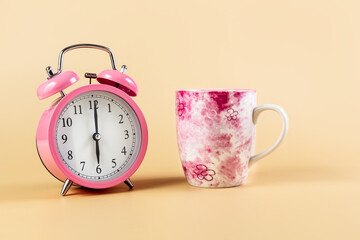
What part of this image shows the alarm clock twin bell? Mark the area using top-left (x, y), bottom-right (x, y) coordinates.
top-left (36, 44), bottom-right (148, 196)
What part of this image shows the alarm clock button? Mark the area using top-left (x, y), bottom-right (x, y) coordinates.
top-left (37, 71), bottom-right (80, 100)
top-left (97, 70), bottom-right (138, 97)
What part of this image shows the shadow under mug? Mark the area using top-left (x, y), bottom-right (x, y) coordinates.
top-left (175, 89), bottom-right (289, 188)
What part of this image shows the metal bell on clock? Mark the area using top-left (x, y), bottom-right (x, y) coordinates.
top-left (97, 65), bottom-right (138, 97)
top-left (37, 68), bottom-right (79, 100)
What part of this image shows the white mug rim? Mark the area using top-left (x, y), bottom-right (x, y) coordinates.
top-left (176, 89), bottom-right (256, 93)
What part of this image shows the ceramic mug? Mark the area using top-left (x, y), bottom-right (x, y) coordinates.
top-left (175, 89), bottom-right (289, 188)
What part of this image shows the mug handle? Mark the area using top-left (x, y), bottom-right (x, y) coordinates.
top-left (249, 104), bottom-right (289, 167)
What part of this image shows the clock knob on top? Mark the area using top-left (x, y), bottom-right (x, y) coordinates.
top-left (97, 65), bottom-right (138, 97)
top-left (37, 66), bottom-right (80, 100)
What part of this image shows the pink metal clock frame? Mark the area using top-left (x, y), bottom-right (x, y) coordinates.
top-left (36, 84), bottom-right (148, 189)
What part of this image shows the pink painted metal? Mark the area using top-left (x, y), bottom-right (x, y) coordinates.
top-left (36, 84), bottom-right (148, 189)
top-left (97, 70), bottom-right (138, 97)
top-left (176, 89), bottom-right (256, 188)
top-left (36, 98), bottom-right (68, 182)
top-left (37, 71), bottom-right (79, 100)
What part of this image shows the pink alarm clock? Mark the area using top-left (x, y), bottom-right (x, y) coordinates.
top-left (36, 44), bottom-right (148, 196)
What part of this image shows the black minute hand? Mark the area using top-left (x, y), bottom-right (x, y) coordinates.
top-left (94, 100), bottom-right (99, 134)
top-left (93, 100), bottom-right (101, 165)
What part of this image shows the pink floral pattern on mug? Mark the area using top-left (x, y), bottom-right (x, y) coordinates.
top-left (193, 164), bottom-right (216, 181)
top-left (176, 98), bottom-right (185, 116)
top-left (226, 108), bottom-right (239, 121)
top-left (176, 90), bottom-right (255, 187)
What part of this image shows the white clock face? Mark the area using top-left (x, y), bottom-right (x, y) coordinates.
top-left (55, 90), bottom-right (142, 182)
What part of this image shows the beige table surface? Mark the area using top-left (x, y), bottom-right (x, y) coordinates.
top-left (1, 0), bottom-right (360, 239)
top-left (1, 155), bottom-right (359, 239)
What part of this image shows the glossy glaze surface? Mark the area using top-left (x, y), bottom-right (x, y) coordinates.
top-left (176, 90), bottom-right (256, 187)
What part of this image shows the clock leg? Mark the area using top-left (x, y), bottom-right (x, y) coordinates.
top-left (124, 178), bottom-right (133, 189)
top-left (61, 179), bottom-right (73, 196)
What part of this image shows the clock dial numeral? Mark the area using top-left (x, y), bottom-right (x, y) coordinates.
top-left (108, 104), bottom-right (111, 112)
top-left (112, 158), bottom-right (116, 168)
top-left (121, 146), bottom-right (127, 155)
top-left (73, 105), bottom-right (83, 115)
top-left (62, 134), bottom-right (67, 144)
top-left (96, 165), bottom-right (102, 174)
top-left (67, 150), bottom-right (73, 160)
top-left (80, 161), bottom-right (85, 171)
top-left (61, 117), bottom-right (72, 127)
top-left (119, 114), bottom-right (124, 124)
top-left (89, 100), bottom-right (99, 110)
top-left (124, 130), bottom-right (129, 139)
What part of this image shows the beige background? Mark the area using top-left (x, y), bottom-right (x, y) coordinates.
top-left (0, 0), bottom-right (359, 239)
